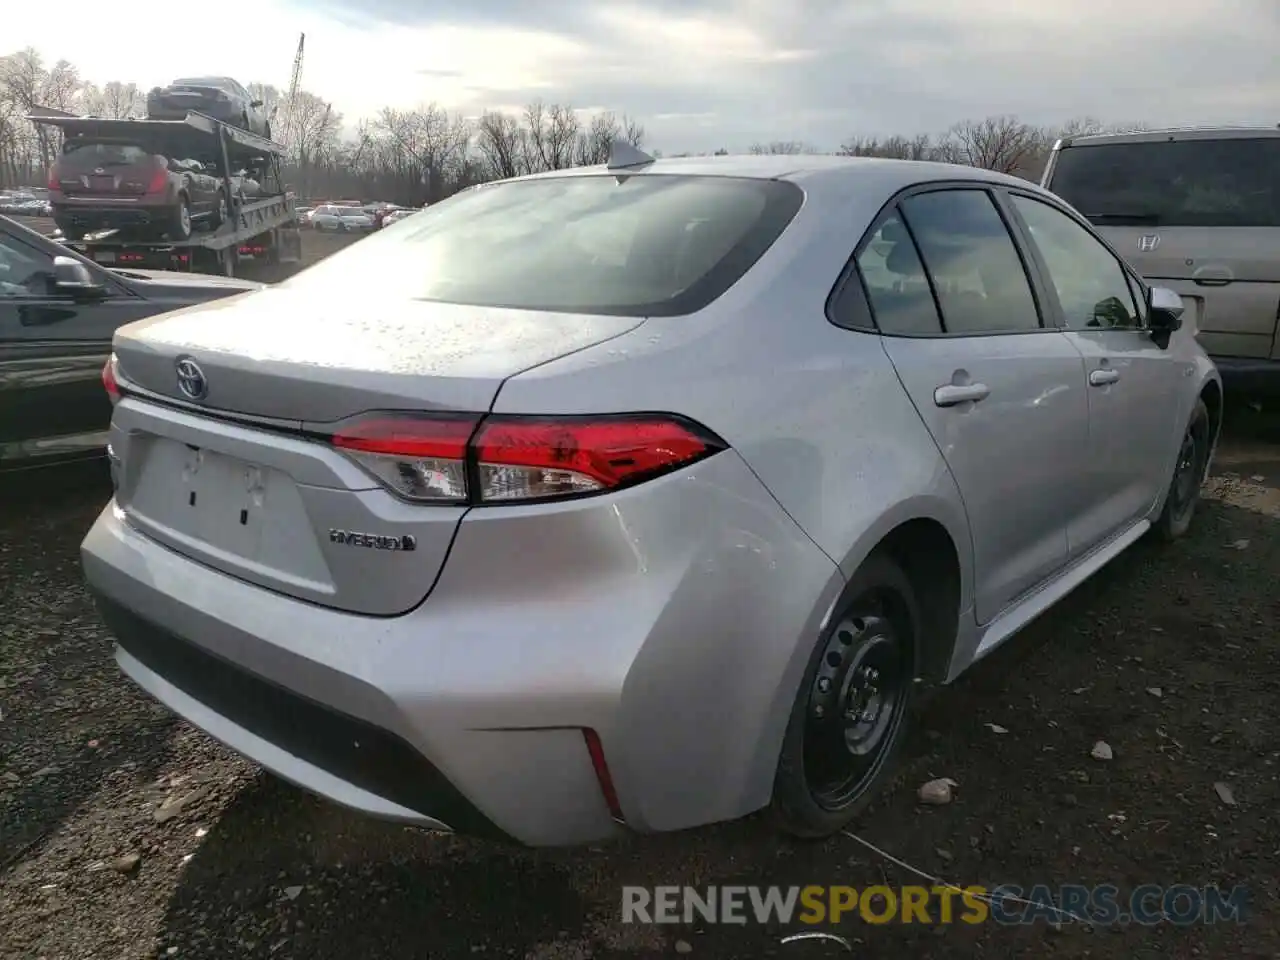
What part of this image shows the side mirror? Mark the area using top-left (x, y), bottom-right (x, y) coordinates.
top-left (1147, 286), bottom-right (1184, 348)
top-left (53, 256), bottom-right (107, 300)
top-left (250, 99), bottom-right (264, 108)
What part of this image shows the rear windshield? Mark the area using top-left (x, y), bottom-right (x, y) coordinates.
top-left (62, 141), bottom-right (151, 165)
top-left (1047, 137), bottom-right (1280, 228)
top-left (281, 174), bottom-right (804, 316)
top-left (174, 77), bottom-right (233, 91)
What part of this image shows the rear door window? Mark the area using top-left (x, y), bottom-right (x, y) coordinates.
top-left (854, 214), bottom-right (943, 335)
top-left (1047, 137), bottom-right (1280, 227)
top-left (899, 189), bottom-right (1043, 334)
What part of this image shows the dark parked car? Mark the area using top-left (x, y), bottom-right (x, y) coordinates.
top-left (146, 76), bottom-right (272, 139)
top-left (0, 215), bottom-right (261, 470)
top-left (49, 139), bottom-right (226, 241)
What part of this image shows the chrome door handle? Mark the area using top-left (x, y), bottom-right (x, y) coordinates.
top-left (1089, 369), bottom-right (1120, 386)
top-left (934, 383), bottom-right (990, 407)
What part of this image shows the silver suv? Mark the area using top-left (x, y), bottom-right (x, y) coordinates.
top-left (1042, 126), bottom-right (1280, 395)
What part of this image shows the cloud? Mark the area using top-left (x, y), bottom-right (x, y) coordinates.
top-left (8, 0), bottom-right (1280, 152)
top-left (309, 0), bottom-right (1279, 150)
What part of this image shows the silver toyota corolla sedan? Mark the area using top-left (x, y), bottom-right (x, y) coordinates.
top-left (82, 151), bottom-right (1221, 847)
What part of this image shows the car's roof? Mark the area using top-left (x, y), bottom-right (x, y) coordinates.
top-left (1060, 125), bottom-right (1280, 147)
top-left (496, 153), bottom-right (1047, 200)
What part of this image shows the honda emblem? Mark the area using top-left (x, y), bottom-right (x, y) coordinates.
top-left (1137, 234), bottom-right (1161, 253)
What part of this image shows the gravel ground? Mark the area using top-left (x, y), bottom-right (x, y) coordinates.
top-left (2, 217), bottom-right (1278, 957)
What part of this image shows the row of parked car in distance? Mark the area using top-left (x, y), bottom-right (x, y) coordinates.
top-left (0, 188), bottom-right (52, 217)
top-left (293, 201), bottom-right (420, 231)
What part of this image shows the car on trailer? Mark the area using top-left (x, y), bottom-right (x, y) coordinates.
top-left (48, 140), bottom-right (227, 241)
top-left (146, 77), bottom-right (272, 139)
top-left (28, 110), bottom-right (301, 278)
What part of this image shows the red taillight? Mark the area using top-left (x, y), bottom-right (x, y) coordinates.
top-left (327, 413), bottom-right (724, 505)
top-left (331, 415), bottom-right (477, 503)
top-left (473, 417), bottom-right (716, 501)
top-left (102, 354), bottom-right (120, 402)
top-left (147, 159), bottom-right (168, 193)
top-left (47, 165), bottom-right (59, 190)
top-left (582, 729), bottom-right (624, 822)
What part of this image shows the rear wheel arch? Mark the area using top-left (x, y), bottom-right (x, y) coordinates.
top-left (869, 518), bottom-right (963, 684)
top-left (1200, 378), bottom-right (1223, 447)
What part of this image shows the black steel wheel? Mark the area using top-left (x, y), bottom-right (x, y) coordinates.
top-left (803, 607), bottom-right (910, 809)
top-left (1155, 398), bottom-right (1211, 541)
top-left (773, 553), bottom-right (920, 838)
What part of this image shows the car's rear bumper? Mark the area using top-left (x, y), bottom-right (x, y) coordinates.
top-left (1213, 356), bottom-right (1280, 398)
top-left (81, 452), bottom-right (841, 846)
top-left (54, 200), bottom-right (168, 230)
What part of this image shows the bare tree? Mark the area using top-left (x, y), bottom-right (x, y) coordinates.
top-left (748, 140), bottom-right (813, 155)
top-left (522, 100), bottom-right (583, 171)
top-left (247, 82), bottom-right (283, 134)
top-left (475, 110), bottom-right (528, 180)
top-left (838, 133), bottom-right (933, 160)
top-left (938, 115), bottom-right (1046, 175)
top-left (373, 104), bottom-right (471, 201)
top-left (102, 81), bottom-right (142, 118)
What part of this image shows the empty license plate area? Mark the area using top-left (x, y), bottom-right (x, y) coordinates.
top-left (124, 435), bottom-right (334, 595)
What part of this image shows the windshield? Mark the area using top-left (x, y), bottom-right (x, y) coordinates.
top-left (280, 174), bottom-right (803, 316)
top-left (1047, 137), bottom-right (1280, 227)
top-left (174, 77), bottom-right (234, 91)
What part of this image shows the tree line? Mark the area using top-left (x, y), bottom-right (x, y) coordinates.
top-left (2, 47), bottom-right (1143, 204)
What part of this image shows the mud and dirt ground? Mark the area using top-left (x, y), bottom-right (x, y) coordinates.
top-left (1, 215), bottom-right (1277, 958)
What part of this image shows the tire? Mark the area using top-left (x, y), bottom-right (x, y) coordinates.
top-left (772, 552), bottom-right (920, 839)
top-left (210, 190), bottom-right (227, 230)
top-left (168, 196), bottom-right (192, 240)
top-left (1153, 398), bottom-right (1212, 541)
top-left (57, 221), bottom-right (85, 241)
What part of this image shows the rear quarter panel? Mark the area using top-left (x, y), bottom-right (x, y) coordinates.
top-left (490, 179), bottom-right (976, 815)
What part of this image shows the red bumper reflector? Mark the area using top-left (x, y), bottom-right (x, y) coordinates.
top-left (583, 728), bottom-right (624, 822)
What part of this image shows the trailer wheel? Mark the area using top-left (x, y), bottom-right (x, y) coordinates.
top-left (169, 196), bottom-right (193, 241)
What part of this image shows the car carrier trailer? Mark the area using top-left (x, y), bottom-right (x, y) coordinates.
top-left (26, 109), bottom-right (302, 278)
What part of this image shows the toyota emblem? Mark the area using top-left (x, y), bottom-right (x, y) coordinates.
top-left (175, 357), bottom-right (208, 401)
top-left (1137, 234), bottom-right (1161, 253)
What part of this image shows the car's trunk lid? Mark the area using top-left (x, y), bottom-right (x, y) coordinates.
top-left (160, 85), bottom-right (221, 112)
top-left (109, 288), bottom-right (645, 615)
top-left (1096, 225), bottom-right (1280, 359)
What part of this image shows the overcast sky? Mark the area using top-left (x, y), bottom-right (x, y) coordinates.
top-left (7, 0), bottom-right (1279, 152)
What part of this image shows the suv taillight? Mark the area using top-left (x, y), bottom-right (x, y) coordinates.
top-left (47, 164), bottom-right (60, 190)
top-left (148, 158), bottom-right (168, 193)
top-left (102, 354), bottom-right (120, 403)
top-left (328, 413), bottom-right (726, 505)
